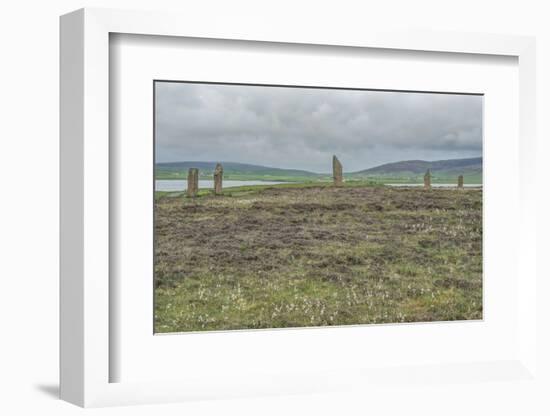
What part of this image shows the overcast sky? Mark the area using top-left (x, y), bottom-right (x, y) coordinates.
top-left (155, 82), bottom-right (482, 173)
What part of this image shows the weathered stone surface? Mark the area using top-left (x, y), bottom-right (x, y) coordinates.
top-left (458, 175), bottom-right (464, 189)
top-left (424, 169), bottom-right (432, 190)
top-left (214, 163), bottom-right (223, 195)
top-left (333, 155), bottom-right (343, 186)
top-left (187, 168), bottom-right (199, 197)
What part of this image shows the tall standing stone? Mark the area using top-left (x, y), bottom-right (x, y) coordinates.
top-left (333, 155), bottom-right (343, 187)
top-left (424, 169), bottom-right (432, 190)
top-left (187, 168), bottom-right (199, 197)
top-left (214, 163), bottom-right (223, 195)
top-left (458, 175), bottom-right (464, 189)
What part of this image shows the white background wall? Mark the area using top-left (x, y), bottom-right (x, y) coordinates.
top-left (0, 1), bottom-right (548, 415)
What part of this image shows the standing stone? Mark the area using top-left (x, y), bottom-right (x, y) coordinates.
top-left (458, 175), bottom-right (464, 189)
top-left (187, 168), bottom-right (199, 197)
top-left (213, 163), bottom-right (223, 195)
top-left (332, 155), bottom-right (343, 187)
top-left (424, 169), bottom-right (432, 190)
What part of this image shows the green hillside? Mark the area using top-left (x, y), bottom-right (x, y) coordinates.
top-left (156, 157), bottom-right (482, 184)
top-left (156, 161), bottom-right (326, 182)
top-left (349, 157), bottom-right (482, 184)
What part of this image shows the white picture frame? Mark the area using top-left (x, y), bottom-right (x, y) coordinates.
top-left (60, 7), bottom-right (538, 408)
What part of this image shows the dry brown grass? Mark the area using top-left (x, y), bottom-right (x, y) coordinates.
top-left (154, 184), bottom-right (482, 332)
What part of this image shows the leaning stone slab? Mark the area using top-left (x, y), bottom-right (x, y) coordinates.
top-left (187, 168), bottom-right (199, 197)
top-left (214, 163), bottom-right (223, 195)
top-left (458, 175), bottom-right (464, 189)
top-left (333, 155), bottom-right (343, 187)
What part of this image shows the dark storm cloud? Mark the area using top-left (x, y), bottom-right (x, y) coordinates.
top-left (155, 82), bottom-right (482, 172)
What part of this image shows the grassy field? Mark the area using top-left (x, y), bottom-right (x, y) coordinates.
top-left (155, 171), bottom-right (482, 184)
top-left (156, 170), bottom-right (325, 182)
top-left (155, 157), bottom-right (482, 184)
top-left (348, 172), bottom-right (483, 184)
top-left (154, 183), bottom-right (482, 333)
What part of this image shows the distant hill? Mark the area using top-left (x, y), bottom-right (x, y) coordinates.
top-left (156, 157), bottom-right (482, 183)
top-left (351, 157), bottom-right (482, 175)
top-left (156, 161), bottom-right (322, 181)
top-left (349, 157), bottom-right (482, 183)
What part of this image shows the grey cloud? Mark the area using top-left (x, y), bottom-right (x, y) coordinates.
top-left (155, 82), bottom-right (482, 172)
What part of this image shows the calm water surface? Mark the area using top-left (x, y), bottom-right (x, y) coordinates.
top-left (155, 179), bottom-right (289, 192)
top-left (156, 180), bottom-right (482, 192)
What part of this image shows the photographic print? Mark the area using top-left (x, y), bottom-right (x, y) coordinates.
top-left (154, 81), bottom-right (483, 333)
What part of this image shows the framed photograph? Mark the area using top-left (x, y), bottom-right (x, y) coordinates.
top-left (60, 8), bottom-right (538, 408)
top-left (152, 80), bottom-right (484, 334)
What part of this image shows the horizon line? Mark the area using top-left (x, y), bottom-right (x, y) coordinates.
top-left (155, 155), bottom-right (483, 173)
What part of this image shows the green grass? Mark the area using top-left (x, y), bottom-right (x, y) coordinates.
top-left (155, 157), bottom-right (483, 184)
top-left (154, 183), bottom-right (482, 332)
top-left (156, 171), bottom-right (327, 182)
top-left (156, 171), bottom-right (482, 184)
top-left (155, 180), bottom-right (384, 200)
top-left (349, 172), bottom-right (482, 184)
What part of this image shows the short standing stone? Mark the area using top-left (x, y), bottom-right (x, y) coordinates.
top-left (333, 155), bottom-right (343, 186)
top-left (458, 175), bottom-right (464, 189)
top-left (424, 169), bottom-right (432, 190)
top-left (214, 163), bottom-right (223, 195)
top-left (187, 168), bottom-right (199, 197)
